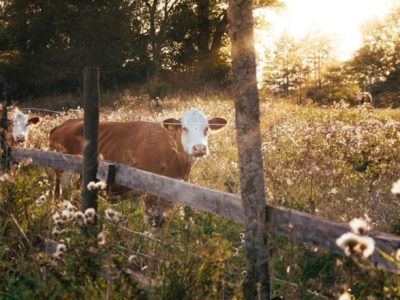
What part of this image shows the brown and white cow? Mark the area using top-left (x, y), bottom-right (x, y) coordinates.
top-left (356, 92), bottom-right (373, 106)
top-left (0, 108), bottom-right (40, 146)
top-left (49, 108), bottom-right (228, 224)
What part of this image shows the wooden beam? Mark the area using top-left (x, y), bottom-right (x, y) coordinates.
top-left (10, 147), bottom-right (400, 273)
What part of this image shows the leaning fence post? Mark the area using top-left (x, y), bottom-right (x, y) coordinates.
top-left (228, 0), bottom-right (271, 298)
top-left (81, 67), bottom-right (100, 213)
top-left (0, 72), bottom-right (10, 171)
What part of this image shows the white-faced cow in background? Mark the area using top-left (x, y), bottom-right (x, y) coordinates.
top-left (0, 108), bottom-right (40, 146)
top-left (49, 108), bottom-right (228, 225)
top-left (356, 92), bottom-right (373, 106)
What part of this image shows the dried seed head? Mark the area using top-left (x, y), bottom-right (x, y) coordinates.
top-left (95, 181), bottom-right (107, 190)
top-left (349, 216), bottom-right (371, 235)
top-left (336, 232), bottom-right (375, 258)
top-left (87, 181), bottom-right (97, 191)
top-left (56, 243), bottom-right (66, 253)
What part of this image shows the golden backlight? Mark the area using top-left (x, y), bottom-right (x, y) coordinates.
top-left (255, 0), bottom-right (395, 61)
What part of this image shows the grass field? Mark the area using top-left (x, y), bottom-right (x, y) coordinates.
top-left (1, 91), bottom-right (400, 299)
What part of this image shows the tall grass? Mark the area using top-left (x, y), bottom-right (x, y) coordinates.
top-left (1, 92), bottom-right (400, 299)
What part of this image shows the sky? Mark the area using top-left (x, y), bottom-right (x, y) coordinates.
top-left (255, 0), bottom-right (397, 61)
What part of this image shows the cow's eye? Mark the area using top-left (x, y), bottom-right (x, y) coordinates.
top-left (204, 127), bottom-right (209, 135)
top-left (183, 127), bottom-right (188, 133)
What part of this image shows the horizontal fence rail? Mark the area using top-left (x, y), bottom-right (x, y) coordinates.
top-left (10, 146), bottom-right (400, 273)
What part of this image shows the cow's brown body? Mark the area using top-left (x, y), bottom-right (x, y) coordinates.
top-left (50, 119), bottom-right (193, 181)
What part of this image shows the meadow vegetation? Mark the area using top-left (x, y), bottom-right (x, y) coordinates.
top-left (1, 91), bottom-right (400, 299)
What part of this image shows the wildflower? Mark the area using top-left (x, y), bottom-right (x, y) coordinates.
top-left (52, 251), bottom-right (63, 260)
top-left (74, 211), bottom-right (85, 222)
top-left (104, 208), bottom-right (122, 223)
top-left (0, 173), bottom-right (12, 183)
top-left (95, 181), bottom-right (107, 190)
top-left (56, 243), bottom-right (67, 253)
top-left (391, 179), bottom-right (400, 195)
top-left (52, 226), bottom-right (64, 236)
top-left (84, 208), bottom-right (96, 223)
top-left (395, 249), bottom-right (400, 262)
top-left (349, 216), bottom-right (371, 235)
top-left (87, 181), bottom-right (97, 191)
top-left (97, 232), bottom-right (106, 246)
top-left (128, 255), bottom-right (137, 263)
top-left (35, 195), bottom-right (46, 207)
top-left (338, 291), bottom-right (352, 300)
top-left (52, 212), bottom-right (61, 222)
top-left (61, 209), bottom-right (74, 222)
top-left (336, 232), bottom-right (375, 258)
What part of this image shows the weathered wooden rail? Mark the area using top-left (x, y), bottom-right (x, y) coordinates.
top-left (11, 146), bottom-right (400, 273)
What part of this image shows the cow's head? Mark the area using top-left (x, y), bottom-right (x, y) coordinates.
top-left (162, 109), bottom-right (227, 158)
top-left (12, 109), bottom-right (40, 143)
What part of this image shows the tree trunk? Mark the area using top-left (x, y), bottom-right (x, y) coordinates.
top-left (228, 0), bottom-right (271, 299)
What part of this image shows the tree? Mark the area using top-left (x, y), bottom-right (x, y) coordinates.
top-left (347, 5), bottom-right (400, 106)
top-left (1, 0), bottom-right (136, 97)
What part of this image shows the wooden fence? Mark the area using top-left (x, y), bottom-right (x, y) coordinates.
top-left (11, 146), bottom-right (400, 273)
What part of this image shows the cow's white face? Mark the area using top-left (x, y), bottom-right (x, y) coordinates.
top-left (12, 110), bottom-right (40, 143)
top-left (162, 109), bottom-right (228, 158)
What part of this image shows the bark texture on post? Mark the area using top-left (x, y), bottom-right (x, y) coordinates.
top-left (0, 73), bottom-right (10, 171)
top-left (82, 67), bottom-right (100, 212)
top-left (228, 0), bottom-right (270, 298)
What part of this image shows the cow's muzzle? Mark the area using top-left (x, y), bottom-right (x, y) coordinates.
top-left (15, 136), bottom-right (25, 143)
top-left (192, 144), bottom-right (207, 157)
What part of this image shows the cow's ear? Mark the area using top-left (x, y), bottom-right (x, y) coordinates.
top-left (208, 117), bottom-right (227, 132)
top-left (162, 118), bottom-right (181, 132)
top-left (28, 116), bottom-right (40, 125)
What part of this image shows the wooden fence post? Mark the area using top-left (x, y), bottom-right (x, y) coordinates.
top-left (82, 67), bottom-right (100, 213)
top-left (0, 72), bottom-right (10, 171)
top-left (228, 0), bottom-right (271, 298)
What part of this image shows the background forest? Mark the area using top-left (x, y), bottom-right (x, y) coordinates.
top-left (0, 0), bottom-right (399, 107)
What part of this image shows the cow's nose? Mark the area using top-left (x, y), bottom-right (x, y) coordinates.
top-left (15, 136), bottom-right (25, 142)
top-left (192, 144), bottom-right (207, 157)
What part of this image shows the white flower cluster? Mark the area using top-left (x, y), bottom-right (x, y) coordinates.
top-left (87, 181), bottom-right (107, 191)
top-left (336, 215), bottom-right (375, 259)
top-left (52, 242), bottom-right (67, 260)
top-left (104, 208), bottom-right (123, 224)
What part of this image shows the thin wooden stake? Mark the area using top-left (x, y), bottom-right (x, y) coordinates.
top-left (82, 67), bottom-right (100, 212)
top-left (228, 0), bottom-right (271, 298)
